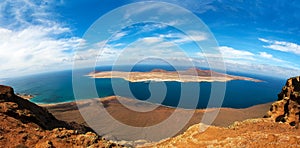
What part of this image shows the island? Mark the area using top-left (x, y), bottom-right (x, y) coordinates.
top-left (87, 68), bottom-right (262, 82)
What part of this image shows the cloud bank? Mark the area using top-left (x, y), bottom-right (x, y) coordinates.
top-left (259, 38), bottom-right (300, 55)
top-left (0, 0), bottom-right (82, 78)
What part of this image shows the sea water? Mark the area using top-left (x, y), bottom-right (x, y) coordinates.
top-left (2, 65), bottom-right (286, 109)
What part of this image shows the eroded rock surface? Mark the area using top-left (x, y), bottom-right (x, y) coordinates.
top-left (141, 118), bottom-right (300, 148)
top-left (0, 85), bottom-right (122, 148)
top-left (266, 76), bottom-right (300, 127)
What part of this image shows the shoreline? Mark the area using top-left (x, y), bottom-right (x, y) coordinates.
top-left (16, 93), bottom-right (34, 100)
top-left (37, 95), bottom-right (271, 110)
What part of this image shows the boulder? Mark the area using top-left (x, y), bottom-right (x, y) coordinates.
top-left (265, 76), bottom-right (300, 127)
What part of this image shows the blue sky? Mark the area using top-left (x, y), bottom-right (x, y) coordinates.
top-left (0, 0), bottom-right (300, 78)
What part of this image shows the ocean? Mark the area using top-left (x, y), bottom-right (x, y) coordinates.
top-left (2, 65), bottom-right (286, 109)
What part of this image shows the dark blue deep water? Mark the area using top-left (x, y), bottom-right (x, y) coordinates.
top-left (2, 65), bottom-right (286, 109)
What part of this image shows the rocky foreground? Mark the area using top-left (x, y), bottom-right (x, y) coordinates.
top-left (141, 118), bottom-right (300, 147)
top-left (0, 85), bottom-right (122, 148)
top-left (265, 76), bottom-right (300, 126)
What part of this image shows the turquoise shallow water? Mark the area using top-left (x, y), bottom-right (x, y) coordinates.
top-left (2, 65), bottom-right (286, 109)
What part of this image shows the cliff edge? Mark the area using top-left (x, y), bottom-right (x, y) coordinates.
top-left (0, 85), bottom-right (121, 148)
top-left (265, 76), bottom-right (300, 127)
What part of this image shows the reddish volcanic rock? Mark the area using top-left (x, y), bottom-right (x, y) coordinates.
top-left (0, 85), bottom-right (122, 148)
top-left (140, 118), bottom-right (300, 147)
top-left (182, 68), bottom-right (227, 77)
top-left (265, 76), bottom-right (300, 127)
top-left (0, 85), bottom-right (89, 131)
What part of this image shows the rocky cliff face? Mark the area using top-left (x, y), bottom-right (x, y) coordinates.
top-left (0, 85), bottom-right (121, 147)
top-left (265, 76), bottom-right (300, 127)
top-left (0, 85), bottom-right (91, 132)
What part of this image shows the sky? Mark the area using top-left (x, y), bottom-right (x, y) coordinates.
top-left (0, 0), bottom-right (300, 78)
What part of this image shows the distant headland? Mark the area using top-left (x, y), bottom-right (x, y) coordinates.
top-left (87, 68), bottom-right (262, 82)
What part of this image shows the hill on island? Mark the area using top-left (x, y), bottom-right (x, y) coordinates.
top-left (88, 67), bottom-right (261, 82)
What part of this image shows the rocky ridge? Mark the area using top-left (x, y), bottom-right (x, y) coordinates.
top-left (140, 118), bottom-right (300, 147)
top-left (0, 85), bottom-right (122, 148)
top-left (265, 76), bottom-right (300, 127)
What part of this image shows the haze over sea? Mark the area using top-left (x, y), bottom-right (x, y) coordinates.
top-left (2, 65), bottom-right (286, 109)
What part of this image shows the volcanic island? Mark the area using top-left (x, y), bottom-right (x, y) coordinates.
top-left (87, 68), bottom-right (262, 83)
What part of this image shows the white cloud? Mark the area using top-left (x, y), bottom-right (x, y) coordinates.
top-left (220, 46), bottom-right (254, 56)
top-left (191, 56), bottom-right (300, 78)
top-left (110, 31), bottom-right (128, 41)
top-left (217, 46), bottom-right (255, 60)
top-left (0, 0), bottom-right (84, 78)
top-left (158, 31), bottom-right (207, 44)
top-left (259, 52), bottom-right (273, 58)
top-left (140, 23), bottom-right (168, 32)
top-left (259, 38), bottom-right (300, 55)
top-left (94, 37), bottom-right (194, 66)
top-left (257, 51), bottom-right (285, 63)
top-left (123, 2), bottom-right (162, 19)
top-left (0, 26), bottom-right (84, 77)
top-left (193, 45), bottom-right (300, 78)
top-left (142, 37), bottom-right (163, 44)
top-left (130, 0), bottom-right (217, 14)
top-left (205, 46), bottom-right (289, 66)
top-left (224, 62), bottom-right (300, 78)
top-left (0, 0), bottom-right (64, 28)
top-left (188, 33), bottom-right (207, 42)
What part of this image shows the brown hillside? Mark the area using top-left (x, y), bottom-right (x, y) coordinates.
top-left (0, 85), bottom-right (121, 148)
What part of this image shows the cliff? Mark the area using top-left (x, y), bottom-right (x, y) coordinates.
top-left (0, 85), bottom-right (93, 132)
top-left (265, 76), bottom-right (300, 127)
top-left (0, 85), bottom-right (121, 147)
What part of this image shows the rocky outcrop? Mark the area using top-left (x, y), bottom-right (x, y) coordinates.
top-left (140, 118), bottom-right (300, 147)
top-left (265, 76), bottom-right (300, 127)
top-left (0, 85), bottom-right (122, 147)
top-left (0, 85), bottom-right (92, 132)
